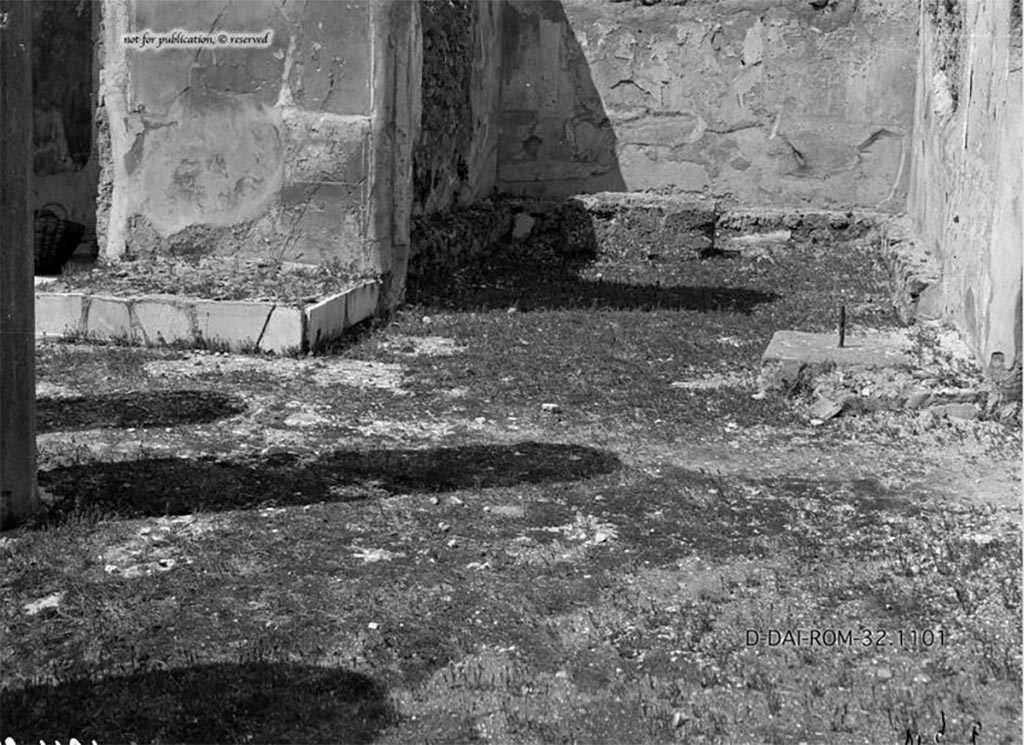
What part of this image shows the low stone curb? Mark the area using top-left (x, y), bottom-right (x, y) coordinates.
top-left (569, 192), bottom-right (719, 260)
top-left (760, 329), bottom-right (916, 382)
top-left (35, 281), bottom-right (380, 354)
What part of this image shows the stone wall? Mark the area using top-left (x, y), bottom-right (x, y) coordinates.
top-left (497, 0), bottom-right (918, 210)
top-left (462, 0), bottom-right (503, 207)
top-left (97, 0), bottom-right (420, 295)
top-left (407, 0), bottom-right (504, 288)
top-left (413, 0), bottom-right (502, 215)
top-left (31, 0), bottom-right (99, 247)
top-left (908, 0), bottom-right (1023, 373)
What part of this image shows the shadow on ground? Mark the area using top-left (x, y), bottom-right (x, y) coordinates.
top-left (0, 662), bottom-right (393, 745)
top-left (37, 390), bottom-right (247, 433)
top-left (36, 442), bottom-right (622, 521)
top-left (411, 273), bottom-right (780, 314)
top-left (407, 218), bottom-right (778, 314)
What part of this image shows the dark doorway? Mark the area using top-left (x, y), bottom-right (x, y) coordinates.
top-left (31, 0), bottom-right (99, 274)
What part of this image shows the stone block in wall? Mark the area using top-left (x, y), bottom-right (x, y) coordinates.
top-left (306, 292), bottom-right (348, 351)
top-left (260, 306), bottom-right (304, 354)
top-left (282, 111), bottom-right (371, 185)
top-left (346, 282), bottom-right (380, 326)
top-left (288, 0), bottom-right (371, 115)
top-left (35, 292), bottom-right (86, 337)
top-left (278, 181), bottom-right (367, 267)
top-left (132, 297), bottom-right (196, 346)
top-left (615, 114), bottom-right (705, 150)
top-left (195, 300), bottom-right (302, 353)
top-left (86, 296), bottom-right (135, 341)
top-left (195, 300), bottom-right (267, 350)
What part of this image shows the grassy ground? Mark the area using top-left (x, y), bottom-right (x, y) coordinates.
top-left (2, 236), bottom-right (1020, 744)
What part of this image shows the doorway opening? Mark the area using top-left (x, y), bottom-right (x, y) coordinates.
top-left (31, 0), bottom-right (100, 275)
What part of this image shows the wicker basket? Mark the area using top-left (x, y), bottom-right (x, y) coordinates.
top-left (34, 202), bottom-right (85, 275)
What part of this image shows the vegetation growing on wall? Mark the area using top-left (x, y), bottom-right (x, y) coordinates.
top-left (925, 0), bottom-right (963, 108)
top-left (1012, 0), bottom-right (1022, 55)
top-left (413, 0), bottom-right (474, 213)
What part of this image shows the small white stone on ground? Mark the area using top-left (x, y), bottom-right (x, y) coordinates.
top-left (23, 592), bottom-right (64, 616)
top-left (966, 532), bottom-right (997, 546)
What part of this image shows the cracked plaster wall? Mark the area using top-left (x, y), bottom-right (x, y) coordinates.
top-left (97, 0), bottom-right (419, 291)
top-left (908, 0), bottom-right (1023, 372)
top-left (497, 0), bottom-right (918, 210)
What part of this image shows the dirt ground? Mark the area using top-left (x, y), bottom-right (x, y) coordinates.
top-left (2, 237), bottom-right (1021, 744)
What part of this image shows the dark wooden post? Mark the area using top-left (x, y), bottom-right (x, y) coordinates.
top-left (0, 0), bottom-right (38, 529)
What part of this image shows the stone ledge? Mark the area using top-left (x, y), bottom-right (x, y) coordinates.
top-left (409, 196), bottom-right (899, 287)
top-left (569, 192), bottom-right (719, 260)
top-left (762, 329), bottom-right (915, 375)
top-left (34, 281), bottom-right (381, 354)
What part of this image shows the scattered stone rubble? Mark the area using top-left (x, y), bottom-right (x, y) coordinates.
top-left (765, 325), bottom-right (1021, 425)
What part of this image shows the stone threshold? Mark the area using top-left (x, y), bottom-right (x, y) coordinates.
top-left (34, 279), bottom-right (380, 354)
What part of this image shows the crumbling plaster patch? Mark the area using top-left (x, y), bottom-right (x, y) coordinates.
top-left (124, 91), bottom-right (285, 237)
